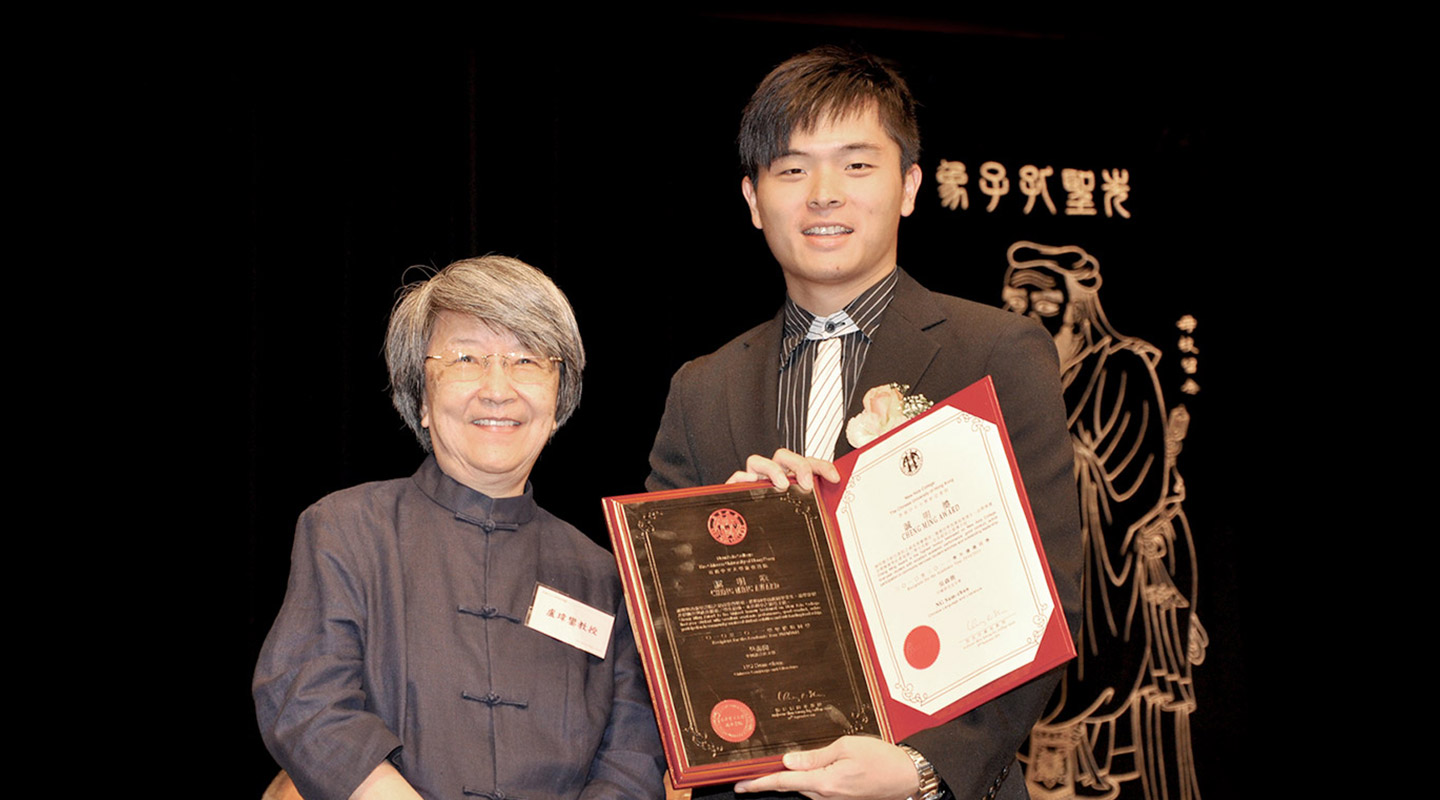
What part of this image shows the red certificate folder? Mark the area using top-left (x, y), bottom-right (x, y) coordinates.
top-left (820, 375), bottom-right (1076, 744)
top-left (605, 375), bottom-right (1074, 788)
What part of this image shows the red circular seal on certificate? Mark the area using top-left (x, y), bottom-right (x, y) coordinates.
top-left (904, 625), bottom-right (941, 670)
top-left (710, 699), bottom-right (756, 742)
top-left (707, 508), bottom-right (748, 546)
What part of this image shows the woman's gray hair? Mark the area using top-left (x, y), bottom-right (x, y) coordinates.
top-left (385, 255), bottom-right (586, 450)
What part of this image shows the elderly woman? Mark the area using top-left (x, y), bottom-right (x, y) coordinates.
top-left (254, 256), bottom-right (664, 800)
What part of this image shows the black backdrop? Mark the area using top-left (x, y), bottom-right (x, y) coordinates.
top-left (184, 13), bottom-right (1297, 798)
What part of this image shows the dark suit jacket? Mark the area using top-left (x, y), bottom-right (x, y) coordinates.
top-left (646, 269), bottom-right (1082, 800)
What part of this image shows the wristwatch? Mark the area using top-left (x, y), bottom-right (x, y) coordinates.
top-left (897, 743), bottom-right (943, 800)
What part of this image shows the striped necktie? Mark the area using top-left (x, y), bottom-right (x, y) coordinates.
top-left (803, 312), bottom-right (859, 460)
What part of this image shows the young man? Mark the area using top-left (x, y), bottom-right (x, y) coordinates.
top-left (646, 47), bottom-right (1082, 800)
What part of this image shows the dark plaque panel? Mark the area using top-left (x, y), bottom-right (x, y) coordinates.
top-left (620, 485), bottom-right (880, 771)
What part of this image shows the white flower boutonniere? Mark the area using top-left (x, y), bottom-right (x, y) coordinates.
top-left (845, 383), bottom-right (935, 448)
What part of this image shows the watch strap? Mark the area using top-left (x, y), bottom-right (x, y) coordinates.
top-left (897, 743), bottom-right (942, 800)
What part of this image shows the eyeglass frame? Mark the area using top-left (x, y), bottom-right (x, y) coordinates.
top-left (424, 350), bottom-right (565, 385)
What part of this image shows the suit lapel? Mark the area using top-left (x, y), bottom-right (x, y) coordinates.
top-left (724, 310), bottom-right (785, 470)
top-left (836, 270), bottom-right (946, 459)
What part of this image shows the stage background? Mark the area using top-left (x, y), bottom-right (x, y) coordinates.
top-left (176, 13), bottom-right (1302, 798)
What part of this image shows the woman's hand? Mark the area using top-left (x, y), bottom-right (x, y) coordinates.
top-left (348, 762), bottom-right (424, 800)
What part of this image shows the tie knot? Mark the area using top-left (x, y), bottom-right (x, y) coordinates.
top-left (806, 312), bottom-right (859, 341)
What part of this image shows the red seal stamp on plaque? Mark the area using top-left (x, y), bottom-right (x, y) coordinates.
top-left (707, 508), bottom-right (748, 546)
top-left (710, 699), bottom-right (756, 743)
top-left (903, 625), bottom-right (941, 670)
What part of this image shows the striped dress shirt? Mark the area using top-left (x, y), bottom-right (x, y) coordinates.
top-left (777, 269), bottom-right (899, 455)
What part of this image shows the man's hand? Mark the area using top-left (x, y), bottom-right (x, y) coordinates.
top-left (733, 735), bottom-right (920, 800)
top-left (726, 448), bottom-right (841, 492)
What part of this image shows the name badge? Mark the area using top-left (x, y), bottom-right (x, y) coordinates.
top-left (524, 583), bottom-right (615, 659)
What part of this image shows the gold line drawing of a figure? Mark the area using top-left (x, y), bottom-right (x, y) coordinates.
top-left (1002, 242), bottom-right (1206, 800)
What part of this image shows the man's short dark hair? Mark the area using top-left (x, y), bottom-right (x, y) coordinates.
top-left (739, 45), bottom-right (921, 183)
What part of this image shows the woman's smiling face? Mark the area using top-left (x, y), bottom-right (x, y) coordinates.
top-left (421, 312), bottom-right (559, 497)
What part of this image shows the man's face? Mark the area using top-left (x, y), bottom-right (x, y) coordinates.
top-left (741, 106), bottom-right (922, 312)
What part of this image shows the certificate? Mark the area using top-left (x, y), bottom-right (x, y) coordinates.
top-left (604, 483), bottom-right (884, 787)
top-left (605, 376), bottom-right (1074, 788)
top-left (819, 376), bottom-right (1074, 739)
